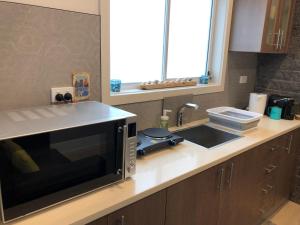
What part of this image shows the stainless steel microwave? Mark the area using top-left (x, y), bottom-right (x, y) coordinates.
top-left (0, 101), bottom-right (137, 223)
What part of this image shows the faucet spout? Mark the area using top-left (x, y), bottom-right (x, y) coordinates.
top-left (177, 103), bottom-right (199, 127)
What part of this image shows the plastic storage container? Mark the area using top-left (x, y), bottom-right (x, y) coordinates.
top-left (207, 107), bottom-right (263, 131)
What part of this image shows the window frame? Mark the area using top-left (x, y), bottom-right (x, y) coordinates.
top-left (100, 0), bottom-right (234, 105)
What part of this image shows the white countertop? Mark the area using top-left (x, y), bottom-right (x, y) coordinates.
top-left (3, 117), bottom-right (300, 225)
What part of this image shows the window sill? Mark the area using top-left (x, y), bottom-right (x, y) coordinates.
top-left (102, 83), bottom-right (224, 105)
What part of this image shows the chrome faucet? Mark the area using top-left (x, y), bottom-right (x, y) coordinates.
top-left (177, 103), bottom-right (199, 127)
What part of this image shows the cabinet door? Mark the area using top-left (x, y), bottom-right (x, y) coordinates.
top-left (277, 0), bottom-right (295, 53)
top-left (261, 0), bottom-right (281, 52)
top-left (88, 216), bottom-right (108, 225)
top-left (108, 191), bottom-right (166, 225)
top-left (291, 129), bottom-right (300, 201)
top-left (219, 152), bottom-right (261, 225)
top-left (276, 132), bottom-right (298, 205)
top-left (165, 165), bottom-right (222, 225)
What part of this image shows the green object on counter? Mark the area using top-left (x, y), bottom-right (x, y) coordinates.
top-left (268, 106), bottom-right (282, 120)
top-left (160, 109), bottom-right (172, 129)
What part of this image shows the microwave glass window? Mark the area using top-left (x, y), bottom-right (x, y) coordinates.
top-left (0, 120), bottom-right (125, 221)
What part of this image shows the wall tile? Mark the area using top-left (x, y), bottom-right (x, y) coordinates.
top-left (116, 101), bottom-right (163, 131)
top-left (162, 95), bottom-right (194, 127)
top-left (118, 52), bottom-right (257, 129)
top-left (0, 2), bottom-right (100, 110)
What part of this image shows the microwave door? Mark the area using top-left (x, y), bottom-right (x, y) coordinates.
top-left (0, 120), bottom-right (125, 222)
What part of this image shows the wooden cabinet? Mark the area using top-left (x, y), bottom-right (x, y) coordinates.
top-left (291, 129), bottom-right (300, 202)
top-left (230, 0), bottom-right (295, 53)
top-left (165, 133), bottom-right (297, 225)
top-left (275, 131), bottom-right (299, 206)
top-left (277, 0), bottom-right (295, 52)
top-left (107, 191), bottom-right (166, 225)
top-left (89, 130), bottom-right (299, 225)
top-left (230, 133), bottom-right (296, 224)
top-left (219, 152), bottom-right (259, 225)
top-left (216, 159), bottom-right (242, 225)
top-left (165, 165), bottom-right (221, 225)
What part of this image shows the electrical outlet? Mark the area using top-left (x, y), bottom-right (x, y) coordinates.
top-left (51, 87), bottom-right (74, 104)
top-left (239, 75), bottom-right (248, 84)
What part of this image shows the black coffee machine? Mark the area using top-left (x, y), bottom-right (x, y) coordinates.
top-left (266, 95), bottom-right (295, 120)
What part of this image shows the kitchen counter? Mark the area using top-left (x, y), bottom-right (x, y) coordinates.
top-left (3, 117), bottom-right (300, 225)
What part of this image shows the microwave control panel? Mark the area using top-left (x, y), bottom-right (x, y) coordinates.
top-left (125, 123), bottom-right (137, 178)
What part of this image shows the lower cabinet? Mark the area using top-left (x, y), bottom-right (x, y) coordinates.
top-left (108, 191), bottom-right (166, 225)
top-left (89, 191), bottom-right (166, 225)
top-left (88, 130), bottom-right (298, 225)
top-left (165, 165), bottom-right (221, 225)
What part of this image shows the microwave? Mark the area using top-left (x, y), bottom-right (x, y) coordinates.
top-left (0, 101), bottom-right (137, 223)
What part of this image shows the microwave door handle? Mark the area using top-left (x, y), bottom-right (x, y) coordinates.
top-left (123, 124), bottom-right (128, 151)
top-left (115, 125), bottom-right (127, 176)
top-left (122, 125), bottom-right (128, 176)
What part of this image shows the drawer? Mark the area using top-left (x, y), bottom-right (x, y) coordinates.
top-left (255, 159), bottom-right (280, 183)
top-left (256, 185), bottom-right (276, 222)
top-left (274, 134), bottom-right (291, 149)
top-left (259, 176), bottom-right (276, 205)
top-left (258, 140), bottom-right (283, 164)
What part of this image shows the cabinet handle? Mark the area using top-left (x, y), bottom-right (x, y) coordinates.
top-left (265, 165), bottom-right (277, 174)
top-left (259, 209), bottom-right (265, 215)
top-left (287, 134), bottom-right (293, 154)
top-left (262, 188), bottom-right (269, 195)
top-left (218, 168), bottom-right (225, 193)
top-left (120, 215), bottom-right (125, 225)
top-left (274, 29), bottom-right (281, 49)
top-left (228, 162), bottom-right (234, 189)
top-left (267, 185), bottom-right (274, 190)
top-left (271, 146), bottom-right (277, 152)
top-left (279, 30), bottom-right (285, 50)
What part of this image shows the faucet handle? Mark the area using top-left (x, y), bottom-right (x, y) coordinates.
top-left (177, 103), bottom-right (199, 127)
top-left (184, 103), bottom-right (199, 110)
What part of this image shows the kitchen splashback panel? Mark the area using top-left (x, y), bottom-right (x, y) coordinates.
top-left (0, 2), bottom-right (100, 110)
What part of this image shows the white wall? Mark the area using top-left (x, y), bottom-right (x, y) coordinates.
top-left (0, 0), bottom-right (100, 14)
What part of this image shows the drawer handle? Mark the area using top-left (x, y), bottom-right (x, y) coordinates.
top-left (265, 165), bottom-right (277, 174)
top-left (271, 147), bottom-right (277, 152)
top-left (119, 215), bottom-right (125, 225)
top-left (259, 209), bottom-right (265, 215)
top-left (262, 185), bottom-right (274, 195)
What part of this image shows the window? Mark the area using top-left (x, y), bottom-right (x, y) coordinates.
top-left (110, 0), bottom-right (213, 83)
top-left (101, 0), bottom-right (234, 105)
top-left (167, 0), bottom-right (213, 79)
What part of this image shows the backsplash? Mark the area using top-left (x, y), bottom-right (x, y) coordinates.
top-left (0, 2), bottom-right (100, 110)
top-left (118, 52), bottom-right (257, 130)
top-left (0, 2), bottom-right (257, 131)
top-left (256, 0), bottom-right (300, 103)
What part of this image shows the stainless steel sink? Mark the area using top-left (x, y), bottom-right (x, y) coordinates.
top-left (174, 125), bottom-right (241, 148)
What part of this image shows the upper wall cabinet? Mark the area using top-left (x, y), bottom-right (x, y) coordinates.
top-left (230, 0), bottom-right (295, 53)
